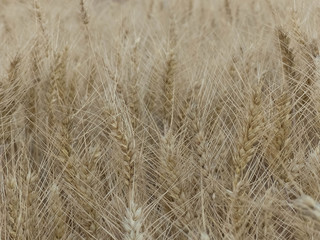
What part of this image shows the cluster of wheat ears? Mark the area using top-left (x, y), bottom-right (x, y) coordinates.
top-left (2, 0), bottom-right (320, 239)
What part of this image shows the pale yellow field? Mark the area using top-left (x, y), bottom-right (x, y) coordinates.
top-left (1, 0), bottom-right (320, 239)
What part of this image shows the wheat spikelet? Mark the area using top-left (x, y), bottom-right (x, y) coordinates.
top-left (45, 52), bottom-right (64, 128)
top-left (74, 153), bottom-right (102, 237)
top-left (49, 183), bottom-right (67, 239)
top-left (233, 86), bottom-right (264, 189)
top-left (24, 78), bottom-right (37, 137)
top-left (108, 107), bottom-right (147, 238)
top-left (5, 174), bottom-right (23, 239)
top-left (200, 232), bottom-right (210, 240)
top-left (289, 13), bottom-right (319, 122)
top-left (162, 16), bottom-right (178, 130)
top-left (162, 49), bottom-right (177, 129)
top-left (188, 0), bottom-right (193, 17)
top-left (23, 169), bottom-right (39, 238)
top-left (123, 201), bottom-right (145, 240)
top-left (48, 72), bottom-right (101, 237)
top-left (7, 55), bottom-right (21, 84)
top-left (269, 91), bottom-right (292, 158)
top-left (224, 0), bottom-right (232, 23)
top-left (80, 0), bottom-right (89, 25)
top-left (127, 38), bottom-right (141, 129)
top-left (109, 113), bottom-right (135, 204)
top-left (231, 86), bottom-right (265, 237)
top-left (0, 56), bottom-right (22, 146)
top-left (34, 0), bottom-right (47, 36)
top-left (294, 195), bottom-right (320, 222)
top-left (56, 48), bottom-right (68, 104)
top-left (56, 112), bottom-right (101, 237)
top-left (176, 85), bottom-right (195, 132)
top-left (86, 64), bottom-right (97, 97)
top-left (266, 90), bottom-right (295, 184)
top-left (53, 108), bottom-right (99, 237)
top-left (158, 129), bottom-right (194, 238)
top-left (277, 28), bottom-right (295, 85)
top-left (127, 83), bottom-right (140, 129)
top-left (187, 97), bottom-right (216, 234)
top-left (147, 0), bottom-right (154, 19)
top-left (1, 14), bottom-right (11, 38)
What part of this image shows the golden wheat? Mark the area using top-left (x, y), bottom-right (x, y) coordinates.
top-left (1, 0), bottom-right (320, 239)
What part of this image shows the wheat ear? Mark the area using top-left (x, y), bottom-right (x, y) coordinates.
top-left (163, 17), bottom-right (177, 130)
top-left (231, 86), bottom-right (264, 237)
top-left (123, 201), bottom-right (145, 240)
top-left (159, 130), bottom-right (193, 237)
top-left (45, 50), bottom-right (68, 128)
top-left (233, 86), bottom-right (264, 189)
top-left (49, 183), bottom-right (67, 239)
top-left (128, 39), bottom-right (141, 129)
top-left (294, 195), bottom-right (320, 222)
top-left (277, 28), bottom-right (295, 85)
top-left (267, 91), bottom-right (293, 183)
top-left (34, 0), bottom-right (48, 37)
top-left (80, 0), bottom-right (89, 25)
top-left (109, 113), bottom-right (135, 205)
top-left (5, 174), bottom-right (23, 239)
top-left (24, 168), bottom-right (39, 239)
top-left (224, 0), bottom-right (232, 22)
top-left (108, 109), bottom-right (147, 238)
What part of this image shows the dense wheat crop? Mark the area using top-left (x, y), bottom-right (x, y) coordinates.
top-left (1, 0), bottom-right (320, 239)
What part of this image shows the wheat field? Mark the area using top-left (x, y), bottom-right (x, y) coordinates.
top-left (1, 0), bottom-right (320, 239)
